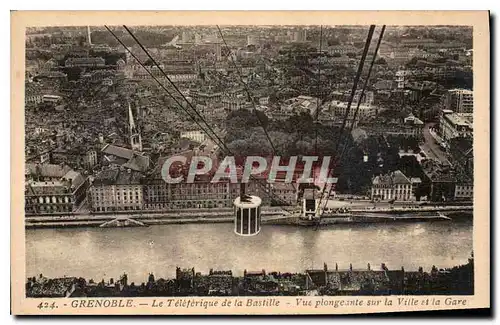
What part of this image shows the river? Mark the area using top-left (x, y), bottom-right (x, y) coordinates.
top-left (26, 219), bottom-right (473, 284)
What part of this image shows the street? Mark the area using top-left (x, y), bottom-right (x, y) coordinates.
top-left (421, 122), bottom-right (450, 165)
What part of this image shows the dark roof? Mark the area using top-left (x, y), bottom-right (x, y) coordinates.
top-left (374, 80), bottom-right (396, 90)
top-left (148, 153), bottom-right (195, 180)
top-left (245, 271), bottom-right (265, 277)
top-left (351, 128), bottom-right (368, 143)
top-left (386, 270), bottom-right (405, 288)
top-left (93, 169), bottom-right (143, 186)
top-left (102, 144), bottom-right (134, 160)
top-left (65, 57), bottom-right (104, 64)
top-left (105, 156), bottom-right (129, 166)
top-left (174, 138), bottom-right (197, 151)
top-left (123, 154), bottom-right (150, 172)
top-left (26, 163), bottom-right (71, 178)
top-left (373, 170), bottom-right (411, 186)
top-left (62, 170), bottom-right (86, 189)
top-left (449, 137), bottom-right (473, 158)
top-left (333, 271), bottom-right (390, 292)
top-left (101, 144), bottom-right (150, 172)
top-left (421, 160), bottom-right (455, 182)
top-left (306, 270), bottom-right (326, 287)
top-left (392, 170), bottom-right (411, 184)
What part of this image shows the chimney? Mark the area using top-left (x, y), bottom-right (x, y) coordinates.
top-left (367, 263), bottom-right (371, 271)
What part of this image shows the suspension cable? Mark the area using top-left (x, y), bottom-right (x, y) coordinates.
top-left (314, 25), bottom-right (323, 154)
top-left (104, 26), bottom-right (220, 150)
top-left (321, 25), bottom-right (386, 213)
top-left (216, 25), bottom-right (277, 155)
top-left (315, 25), bottom-right (376, 215)
top-left (339, 26), bottom-right (386, 161)
top-left (109, 26), bottom-right (295, 209)
top-left (123, 25), bottom-right (230, 154)
top-left (217, 25), bottom-right (299, 195)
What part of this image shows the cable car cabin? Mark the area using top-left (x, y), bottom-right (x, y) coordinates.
top-left (233, 195), bottom-right (262, 236)
top-left (302, 188), bottom-right (320, 220)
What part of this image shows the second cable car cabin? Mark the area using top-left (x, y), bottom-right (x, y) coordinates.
top-left (302, 188), bottom-right (322, 221)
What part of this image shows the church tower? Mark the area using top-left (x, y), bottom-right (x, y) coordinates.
top-left (128, 102), bottom-right (142, 152)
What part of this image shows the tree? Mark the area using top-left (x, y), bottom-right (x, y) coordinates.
top-left (327, 39), bottom-right (340, 46)
top-left (62, 67), bottom-right (83, 81)
top-left (268, 91), bottom-right (278, 104)
top-left (295, 140), bottom-right (313, 155)
top-left (268, 131), bottom-right (295, 156)
top-left (144, 58), bottom-right (155, 66)
top-left (406, 57), bottom-right (419, 67)
top-left (375, 57), bottom-right (387, 65)
top-left (433, 57), bottom-right (448, 64)
top-left (226, 109), bottom-right (269, 129)
top-left (104, 52), bottom-right (126, 66)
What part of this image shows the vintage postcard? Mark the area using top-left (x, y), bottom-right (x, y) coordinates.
top-left (11, 11), bottom-right (490, 315)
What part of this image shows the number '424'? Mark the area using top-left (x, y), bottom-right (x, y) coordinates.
top-left (37, 302), bottom-right (57, 309)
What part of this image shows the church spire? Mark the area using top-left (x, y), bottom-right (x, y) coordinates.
top-left (128, 101), bottom-right (142, 151)
top-left (128, 102), bottom-right (136, 132)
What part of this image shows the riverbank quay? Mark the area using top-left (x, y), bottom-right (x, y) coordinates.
top-left (25, 207), bottom-right (296, 229)
top-left (24, 204), bottom-right (472, 229)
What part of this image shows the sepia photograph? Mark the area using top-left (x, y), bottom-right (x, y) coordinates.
top-left (10, 10), bottom-right (490, 315)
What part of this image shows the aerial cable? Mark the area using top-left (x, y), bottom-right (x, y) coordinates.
top-left (123, 25), bottom-right (230, 155)
top-left (321, 25), bottom-right (386, 213)
top-left (104, 26), bottom-right (225, 153)
top-left (107, 26), bottom-right (296, 209)
top-left (217, 25), bottom-right (299, 195)
top-left (338, 26), bottom-right (386, 164)
top-left (216, 25), bottom-right (277, 155)
top-left (122, 25), bottom-right (287, 203)
top-left (314, 25), bottom-right (323, 155)
top-left (315, 25), bottom-right (376, 215)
